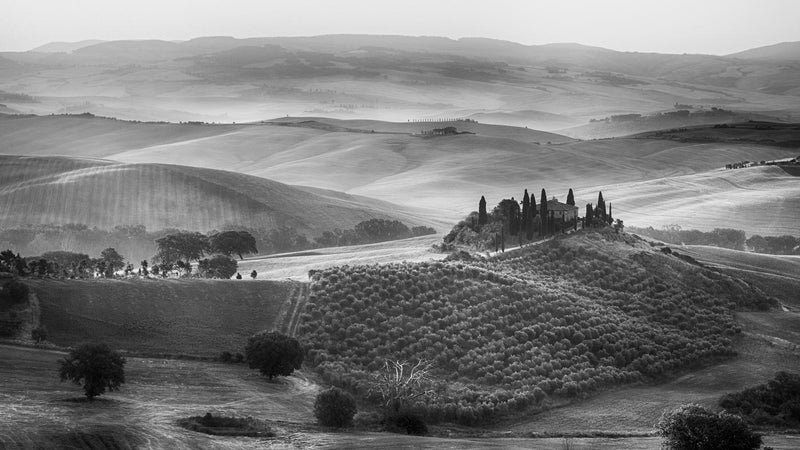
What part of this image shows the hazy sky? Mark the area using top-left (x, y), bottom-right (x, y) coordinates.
top-left (2, 0), bottom-right (799, 54)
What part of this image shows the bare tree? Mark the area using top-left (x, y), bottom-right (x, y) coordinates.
top-left (369, 359), bottom-right (436, 413)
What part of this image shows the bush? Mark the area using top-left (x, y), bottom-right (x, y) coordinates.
top-left (386, 410), bottom-right (428, 435)
top-left (0, 280), bottom-right (30, 307)
top-left (314, 387), bottom-right (357, 428)
top-left (197, 255), bottom-right (237, 279)
top-left (218, 351), bottom-right (233, 363)
top-left (244, 331), bottom-right (303, 380)
top-left (31, 326), bottom-right (48, 343)
top-left (655, 404), bottom-right (762, 450)
top-left (719, 371), bottom-right (800, 427)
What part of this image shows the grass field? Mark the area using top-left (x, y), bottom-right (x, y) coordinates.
top-left (29, 278), bottom-right (298, 356)
top-left (0, 154), bottom-right (439, 234)
top-left (238, 234), bottom-right (445, 280)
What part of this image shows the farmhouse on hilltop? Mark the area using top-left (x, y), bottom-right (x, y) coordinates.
top-left (541, 198), bottom-right (579, 222)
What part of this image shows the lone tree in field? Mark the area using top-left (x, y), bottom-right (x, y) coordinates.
top-left (656, 404), bottom-right (762, 450)
top-left (478, 196), bottom-right (488, 226)
top-left (58, 343), bottom-right (126, 400)
top-left (314, 387), bottom-right (357, 428)
top-left (244, 331), bottom-right (303, 380)
top-left (209, 231), bottom-right (258, 260)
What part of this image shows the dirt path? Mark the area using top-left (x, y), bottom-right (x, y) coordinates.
top-left (282, 283), bottom-right (309, 337)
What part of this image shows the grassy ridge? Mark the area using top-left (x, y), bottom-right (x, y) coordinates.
top-left (297, 230), bottom-right (775, 424)
top-left (0, 155), bottom-right (429, 234)
top-left (30, 278), bottom-right (296, 356)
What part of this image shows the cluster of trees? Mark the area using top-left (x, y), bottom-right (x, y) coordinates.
top-left (0, 220), bottom-right (434, 271)
top-left (443, 189), bottom-right (616, 252)
top-left (719, 371), bottom-right (800, 428)
top-left (630, 225), bottom-right (800, 255)
top-left (656, 404), bottom-right (763, 450)
top-left (315, 220), bottom-right (436, 248)
top-left (0, 229), bottom-right (257, 280)
top-left (627, 225), bottom-right (747, 251)
top-left (297, 234), bottom-right (758, 425)
top-left (0, 248), bottom-right (127, 279)
top-left (745, 234), bottom-right (800, 255)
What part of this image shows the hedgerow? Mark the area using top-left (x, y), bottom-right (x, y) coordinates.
top-left (298, 231), bottom-right (772, 425)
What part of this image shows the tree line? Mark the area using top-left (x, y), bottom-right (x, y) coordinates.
top-left (628, 225), bottom-right (800, 255)
top-left (442, 188), bottom-right (619, 252)
top-left (0, 220), bottom-right (436, 268)
top-left (0, 230), bottom-right (259, 280)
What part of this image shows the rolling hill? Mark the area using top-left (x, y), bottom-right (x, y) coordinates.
top-left (1, 35), bottom-right (798, 132)
top-left (582, 165), bottom-right (800, 235)
top-left (1, 115), bottom-right (797, 234)
top-left (0, 155), bottom-right (437, 235)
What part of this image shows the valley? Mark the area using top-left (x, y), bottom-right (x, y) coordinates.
top-left (1, 30), bottom-right (799, 450)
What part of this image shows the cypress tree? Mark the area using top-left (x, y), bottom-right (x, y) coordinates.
top-left (596, 192), bottom-right (606, 223)
top-left (586, 204), bottom-right (594, 228)
top-left (608, 204), bottom-right (613, 224)
top-left (478, 196), bottom-right (488, 226)
top-left (525, 190), bottom-right (534, 240)
top-left (540, 189), bottom-right (548, 237)
top-left (521, 190), bottom-right (530, 239)
top-left (566, 188), bottom-right (575, 206)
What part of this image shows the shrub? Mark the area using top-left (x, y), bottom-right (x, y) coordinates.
top-left (386, 410), bottom-right (428, 435)
top-left (31, 326), bottom-right (48, 343)
top-left (197, 255), bottom-right (238, 279)
top-left (314, 387), bottom-right (357, 428)
top-left (719, 371), bottom-right (800, 427)
top-left (218, 351), bottom-right (233, 363)
top-left (58, 343), bottom-right (126, 400)
top-left (655, 404), bottom-right (762, 450)
top-left (244, 331), bottom-right (303, 380)
top-left (0, 279), bottom-right (29, 307)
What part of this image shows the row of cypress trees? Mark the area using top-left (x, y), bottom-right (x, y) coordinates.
top-left (477, 189), bottom-right (613, 251)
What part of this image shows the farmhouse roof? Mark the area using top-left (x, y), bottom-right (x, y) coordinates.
top-left (542, 199), bottom-right (578, 212)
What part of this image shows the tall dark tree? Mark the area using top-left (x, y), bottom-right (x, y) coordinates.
top-left (209, 230), bottom-right (258, 260)
top-left (529, 193), bottom-right (537, 239)
top-left (521, 190), bottom-right (530, 233)
top-left (566, 188), bottom-right (575, 206)
top-left (596, 192), bottom-right (607, 223)
top-left (586, 204), bottom-right (594, 228)
top-left (539, 189), bottom-right (548, 237)
top-left (607, 204), bottom-right (613, 224)
top-left (478, 196), bottom-right (488, 226)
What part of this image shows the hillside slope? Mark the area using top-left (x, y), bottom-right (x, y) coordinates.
top-left (2, 115), bottom-right (797, 226)
top-left (298, 230), bottom-right (777, 424)
top-left (583, 166), bottom-right (800, 235)
top-left (0, 155), bottom-right (435, 233)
